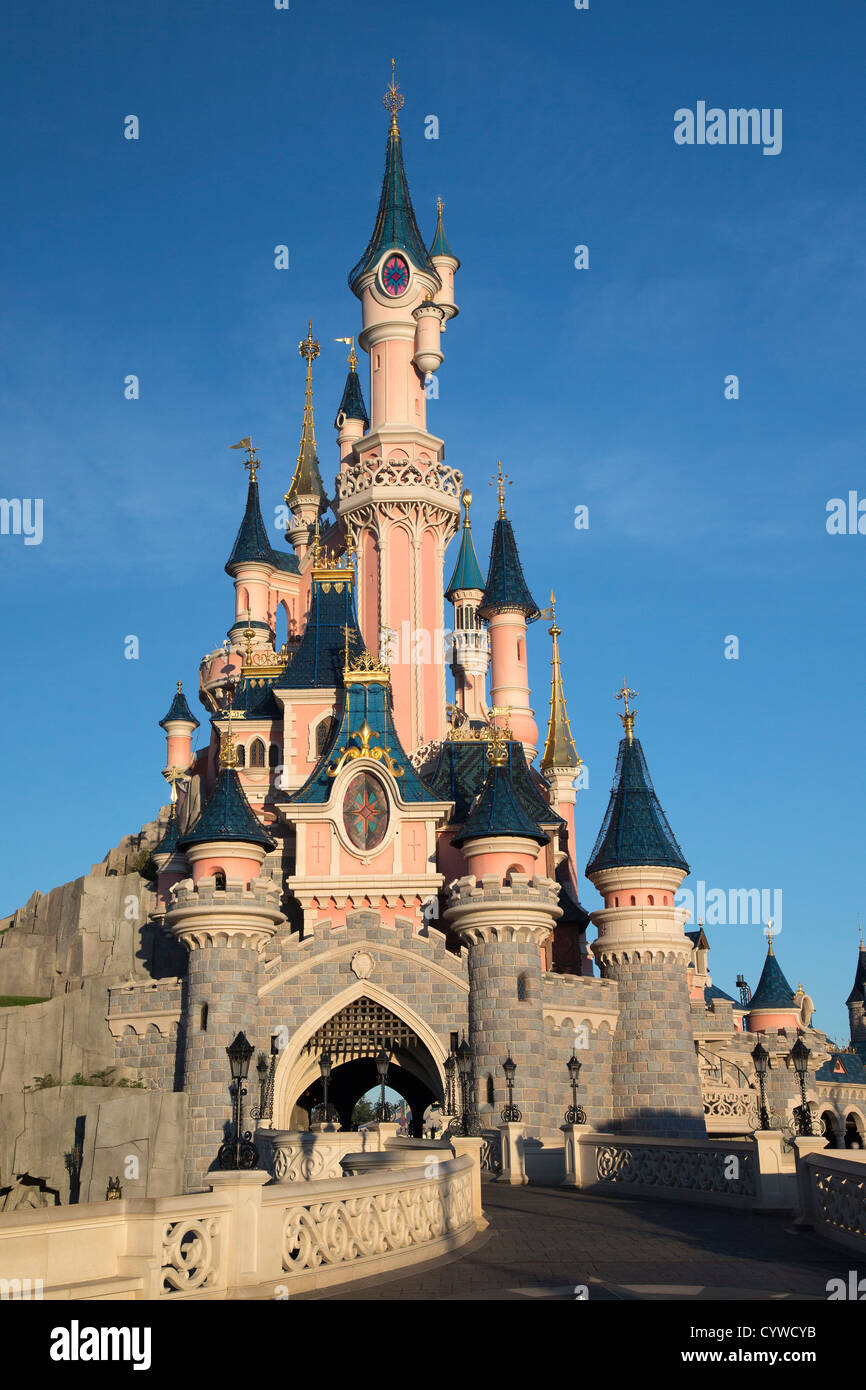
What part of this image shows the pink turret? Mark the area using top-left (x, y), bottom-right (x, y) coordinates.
top-left (335, 65), bottom-right (462, 755)
top-left (478, 465), bottom-right (541, 762)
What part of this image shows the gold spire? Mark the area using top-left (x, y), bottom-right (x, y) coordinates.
top-left (859, 915), bottom-right (863, 949)
top-left (285, 322), bottom-right (325, 509)
top-left (765, 919), bottom-right (776, 954)
top-left (615, 679), bottom-right (638, 744)
top-left (218, 702), bottom-right (240, 770)
top-left (540, 591), bottom-right (582, 774)
top-left (383, 57), bottom-right (404, 133)
top-left (437, 195), bottom-right (443, 218)
top-left (489, 460), bottom-right (512, 519)
top-left (177, 680), bottom-right (183, 694)
top-left (335, 336), bottom-right (358, 371)
top-left (229, 437), bottom-right (260, 483)
top-left (461, 487), bottom-right (473, 525)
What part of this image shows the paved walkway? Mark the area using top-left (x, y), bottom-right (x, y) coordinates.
top-left (301, 1180), bottom-right (861, 1301)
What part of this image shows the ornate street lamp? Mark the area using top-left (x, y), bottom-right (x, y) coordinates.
top-left (565, 1053), bottom-right (586, 1125)
top-left (319, 1050), bottom-right (334, 1125)
top-left (375, 1047), bottom-right (392, 1122)
top-left (217, 1031), bottom-right (258, 1169)
top-left (751, 1040), bottom-right (771, 1131)
top-left (500, 1052), bottom-right (522, 1122)
top-left (456, 1037), bottom-right (476, 1136)
top-left (790, 1037), bottom-right (814, 1137)
top-left (444, 1053), bottom-right (457, 1117)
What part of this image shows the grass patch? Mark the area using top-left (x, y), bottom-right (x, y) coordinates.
top-left (0, 995), bottom-right (48, 1007)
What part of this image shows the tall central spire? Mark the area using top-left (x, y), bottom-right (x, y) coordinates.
top-left (285, 321), bottom-right (326, 515)
top-left (349, 63), bottom-right (439, 291)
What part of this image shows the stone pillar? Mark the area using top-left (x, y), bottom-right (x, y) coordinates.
top-left (445, 872), bottom-right (561, 1136)
top-left (498, 1122), bottom-right (527, 1184)
top-left (589, 866), bottom-right (706, 1138)
top-left (165, 877), bottom-right (284, 1191)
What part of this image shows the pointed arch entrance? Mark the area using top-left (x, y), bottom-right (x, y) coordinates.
top-left (273, 984), bottom-right (446, 1137)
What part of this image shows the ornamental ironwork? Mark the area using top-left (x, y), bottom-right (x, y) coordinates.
top-left (303, 996), bottom-right (421, 1062)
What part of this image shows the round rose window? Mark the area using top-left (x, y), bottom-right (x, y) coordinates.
top-left (342, 772), bottom-right (389, 851)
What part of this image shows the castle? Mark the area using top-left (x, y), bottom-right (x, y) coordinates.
top-left (2, 71), bottom-right (865, 1206)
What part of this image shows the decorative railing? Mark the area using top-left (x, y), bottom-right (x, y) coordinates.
top-left (336, 458), bottom-right (463, 501)
top-left (702, 1086), bottom-right (760, 1131)
top-left (161, 1215), bottom-right (222, 1295)
top-left (480, 1130), bottom-right (503, 1175)
top-left (594, 1139), bottom-right (757, 1199)
top-left (803, 1151), bottom-right (866, 1249)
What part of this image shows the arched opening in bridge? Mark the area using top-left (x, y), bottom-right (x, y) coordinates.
top-left (290, 995), bottom-right (443, 1137)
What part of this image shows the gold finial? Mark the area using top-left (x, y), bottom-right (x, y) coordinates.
top-left (859, 915), bottom-right (863, 949)
top-left (335, 336), bottom-right (358, 371)
top-left (437, 195), bottom-right (444, 220)
top-left (489, 460), bottom-right (511, 518)
top-left (163, 764), bottom-right (190, 806)
top-left (383, 57), bottom-right (404, 131)
top-left (229, 437), bottom-right (260, 483)
top-left (177, 680), bottom-right (183, 694)
top-left (548, 589), bottom-right (560, 637)
top-left (461, 487), bottom-right (473, 523)
top-left (243, 609), bottom-right (255, 668)
top-left (487, 724), bottom-right (509, 768)
top-left (615, 679), bottom-right (638, 744)
top-left (299, 319), bottom-right (320, 364)
top-left (765, 919), bottom-right (775, 953)
top-left (219, 700), bottom-right (240, 770)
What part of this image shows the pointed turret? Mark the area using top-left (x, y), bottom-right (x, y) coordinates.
top-left (429, 196), bottom-right (458, 265)
top-left (586, 687), bottom-right (688, 876)
top-left (285, 322), bottom-right (327, 535)
top-left (428, 197), bottom-right (460, 323)
top-left (848, 930), bottom-right (866, 1055)
top-left (452, 750), bottom-right (550, 849)
top-left (540, 594), bottom-right (579, 776)
top-left (178, 716), bottom-right (276, 857)
top-left (446, 490), bottom-right (485, 599)
top-left (333, 341), bottom-right (370, 434)
top-left (745, 929), bottom-right (800, 1031)
top-left (479, 474), bottom-right (540, 622)
top-left (225, 473), bottom-right (275, 575)
top-left (846, 932), bottom-right (866, 1006)
top-left (159, 681), bottom-right (199, 731)
top-left (480, 464), bottom-right (540, 759)
top-left (349, 71), bottom-right (439, 293)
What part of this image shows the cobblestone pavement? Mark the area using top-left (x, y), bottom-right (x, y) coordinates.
top-left (298, 1180), bottom-right (862, 1301)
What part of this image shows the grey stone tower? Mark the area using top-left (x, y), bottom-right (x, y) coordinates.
top-left (847, 938), bottom-right (866, 1054)
top-left (167, 751), bottom-right (283, 1190)
top-left (586, 691), bottom-right (705, 1138)
top-left (445, 737), bottom-right (562, 1135)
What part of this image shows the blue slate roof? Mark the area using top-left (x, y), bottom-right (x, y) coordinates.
top-left (586, 736), bottom-right (689, 876)
top-left (479, 516), bottom-right (540, 620)
top-left (815, 1051), bottom-right (866, 1084)
top-left (154, 809), bottom-right (180, 857)
top-left (428, 201), bottom-right (458, 264)
top-left (747, 945), bottom-right (797, 1012)
top-left (226, 478), bottom-right (275, 574)
top-left (556, 871), bottom-right (591, 931)
top-left (705, 983), bottom-right (738, 1006)
top-left (178, 766), bottom-right (275, 852)
top-left (159, 686), bottom-right (199, 730)
top-left (272, 550), bottom-right (300, 575)
top-left (445, 515), bottom-right (485, 598)
top-left (335, 367), bottom-right (370, 431)
top-left (453, 761), bottom-right (550, 848)
top-left (274, 575), bottom-right (363, 690)
top-left (287, 679), bottom-right (439, 807)
top-left (232, 675), bottom-right (282, 720)
top-left (424, 737), bottom-right (562, 830)
top-left (846, 945), bottom-right (866, 1005)
top-left (349, 124), bottom-right (439, 291)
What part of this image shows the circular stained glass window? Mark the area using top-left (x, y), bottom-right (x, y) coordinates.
top-left (342, 772), bottom-right (389, 852)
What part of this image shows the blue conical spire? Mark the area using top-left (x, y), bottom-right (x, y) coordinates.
top-left (452, 743), bottom-right (550, 849)
top-left (445, 491), bottom-right (485, 599)
top-left (178, 765), bottom-right (275, 853)
top-left (349, 69), bottom-right (439, 292)
top-left (428, 197), bottom-right (459, 265)
top-left (334, 344), bottom-right (370, 431)
top-left (748, 940), bottom-right (797, 1011)
top-left (159, 682), bottom-right (199, 730)
top-left (586, 710), bottom-right (688, 876)
top-left (225, 476), bottom-right (276, 575)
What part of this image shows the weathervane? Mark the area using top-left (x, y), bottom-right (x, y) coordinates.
top-left (383, 58), bottom-right (404, 129)
top-left (229, 437), bottom-right (259, 483)
top-left (615, 680), bottom-right (638, 743)
top-left (764, 919), bottom-right (776, 951)
top-left (335, 336), bottom-right (358, 371)
top-left (489, 461), bottom-right (512, 518)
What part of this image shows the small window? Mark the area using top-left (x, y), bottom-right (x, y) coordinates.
top-left (375, 354), bottom-right (381, 370)
top-left (450, 1032), bottom-right (459, 1053)
top-left (648, 895), bottom-right (654, 905)
top-left (517, 974), bottom-right (528, 1001)
top-left (236, 743), bottom-right (246, 767)
top-left (214, 870), bottom-right (227, 891)
top-left (517, 638), bottom-right (524, 662)
top-left (614, 896), bottom-right (619, 907)
top-left (486, 1075), bottom-right (495, 1105)
top-left (250, 739), bottom-right (265, 768)
top-left (630, 896), bottom-right (636, 906)
top-left (200, 1003), bottom-right (209, 1032)
top-left (316, 717), bottom-right (335, 756)
top-left (268, 744), bottom-right (279, 768)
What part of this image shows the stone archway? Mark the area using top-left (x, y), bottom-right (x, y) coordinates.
top-left (274, 984), bottom-right (447, 1134)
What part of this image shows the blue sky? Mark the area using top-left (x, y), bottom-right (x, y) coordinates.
top-left (1, 0), bottom-right (864, 1040)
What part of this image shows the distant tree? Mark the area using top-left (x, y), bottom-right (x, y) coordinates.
top-left (351, 1097), bottom-right (376, 1127)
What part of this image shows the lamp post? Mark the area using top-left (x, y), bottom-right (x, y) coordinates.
top-left (444, 1053), bottom-right (457, 1118)
top-left (751, 1040), bottom-right (771, 1131)
top-left (217, 1031), bottom-right (258, 1169)
top-left (790, 1037), bottom-right (814, 1137)
top-left (319, 1050), bottom-right (333, 1125)
top-left (375, 1047), bottom-right (392, 1122)
top-left (456, 1037), bottom-right (475, 1136)
top-left (565, 1053), bottom-right (586, 1125)
top-left (500, 1052), bottom-right (521, 1122)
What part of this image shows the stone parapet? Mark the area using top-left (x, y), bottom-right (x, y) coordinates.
top-left (165, 877), bottom-right (284, 951)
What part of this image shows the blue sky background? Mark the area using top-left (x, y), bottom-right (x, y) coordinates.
top-left (1, 0), bottom-right (864, 1041)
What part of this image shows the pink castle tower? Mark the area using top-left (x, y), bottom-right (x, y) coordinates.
top-left (446, 489), bottom-right (489, 724)
top-left (335, 64), bottom-right (462, 757)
